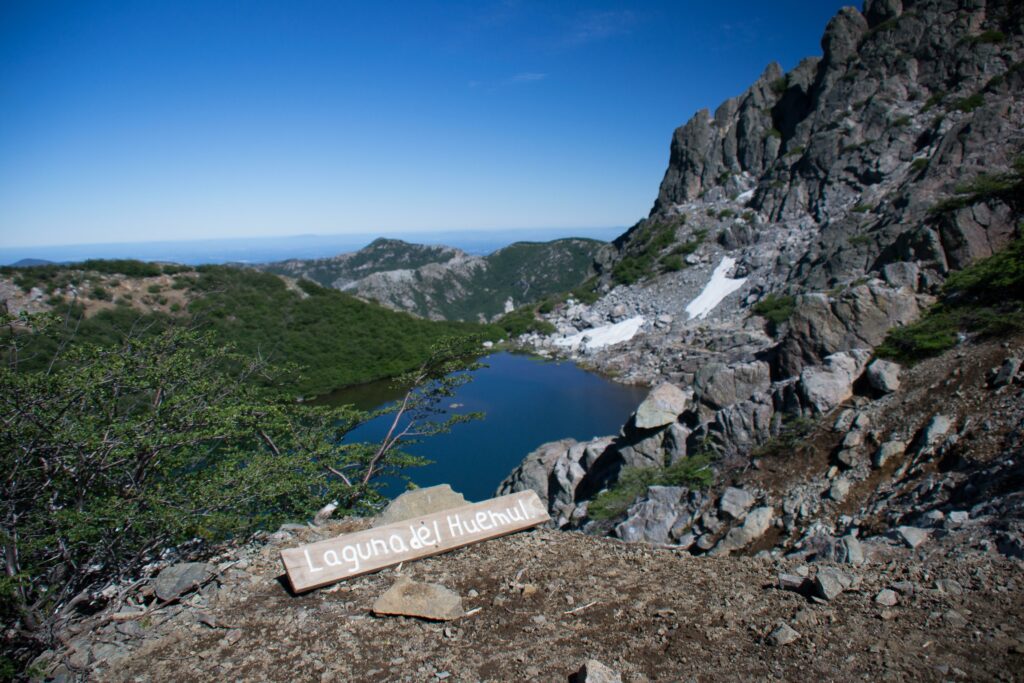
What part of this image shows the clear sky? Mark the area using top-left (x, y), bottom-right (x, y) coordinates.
top-left (0, 1), bottom-right (852, 248)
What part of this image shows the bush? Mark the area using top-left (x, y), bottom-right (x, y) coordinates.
top-left (911, 157), bottom-right (929, 173)
top-left (751, 293), bottom-right (796, 335)
top-left (753, 416), bottom-right (817, 459)
top-left (588, 452), bottom-right (715, 521)
top-left (88, 285), bottom-right (112, 301)
top-left (951, 93), bottom-right (984, 113)
top-left (876, 236), bottom-right (1024, 362)
top-left (0, 316), bottom-right (478, 671)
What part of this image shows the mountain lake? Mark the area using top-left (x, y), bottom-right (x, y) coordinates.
top-left (319, 351), bottom-right (649, 502)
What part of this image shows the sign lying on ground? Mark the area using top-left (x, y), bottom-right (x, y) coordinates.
top-left (280, 490), bottom-right (550, 592)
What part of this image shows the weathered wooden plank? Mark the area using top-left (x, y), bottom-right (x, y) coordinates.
top-left (280, 490), bottom-right (550, 592)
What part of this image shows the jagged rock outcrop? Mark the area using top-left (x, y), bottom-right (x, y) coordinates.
top-left (504, 0), bottom-right (1024, 547)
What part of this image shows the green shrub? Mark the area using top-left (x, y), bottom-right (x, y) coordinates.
top-left (848, 234), bottom-right (873, 247)
top-left (88, 286), bottom-right (112, 301)
top-left (922, 91), bottom-right (945, 112)
top-left (768, 128), bottom-right (783, 139)
top-left (911, 157), bottom-right (929, 172)
top-left (718, 208), bottom-right (735, 219)
top-left (751, 293), bottom-right (796, 335)
top-left (951, 93), bottom-right (984, 113)
top-left (660, 254), bottom-right (684, 272)
top-left (753, 416), bottom-right (817, 459)
top-left (876, 236), bottom-right (1024, 362)
top-left (0, 316), bottom-right (477, 672)
top-left (496, 306), bottom-right (555, 337)
top-left (770, 76), bottom-right (788, 95)
top-left (893, 115), bottom-right (912, 127)
top-left (851, 203), bottom-right (872, 213)
top-left (929, 157), bottom-right (1024, 215)
top-left (147, 284), bottom-right (163, 294)
top-left (964, 29), bottom-right (1006, 44)
top-left (588, 452), bottom-right (715, 521)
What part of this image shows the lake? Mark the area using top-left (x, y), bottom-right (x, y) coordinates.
top-left (320, 351), bottom-right (648, 502)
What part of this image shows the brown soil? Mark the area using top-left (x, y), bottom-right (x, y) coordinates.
top-left (90, 522), bottom-right (1024, 683)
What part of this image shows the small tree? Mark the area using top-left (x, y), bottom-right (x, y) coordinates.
top-left (0, 311), bottom-right (480, 670)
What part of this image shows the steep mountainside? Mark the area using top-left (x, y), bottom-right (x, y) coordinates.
top-left (260, 237), bottom-right (603, 322)
top-left (504, 0), bottom-right (1024, 559)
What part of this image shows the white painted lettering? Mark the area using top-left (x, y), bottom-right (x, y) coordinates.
top-left (388, 534), bottom-right (408, 553)
top-left (475, 511), bottom-right (492, 531)
top-left (448, 514), bottom-right (465, 537)
top-left (323, 549), bottom-right (342, 566)
top-left (488, 510), bottom-right (510, 527)
top-left (341, 545), bottom-right (359, 572)
top-left (304, 549), bottom-right (324, 573)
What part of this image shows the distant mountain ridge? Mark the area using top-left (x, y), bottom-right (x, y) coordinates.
top-left (259, 237), bottom-right (604, 322)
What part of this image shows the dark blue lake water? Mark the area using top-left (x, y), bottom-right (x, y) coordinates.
top-left (321, 352), bottom-right (647, 502)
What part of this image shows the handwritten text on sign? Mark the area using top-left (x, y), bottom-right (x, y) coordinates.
top-left (280, 490), bottom-right (550, 592)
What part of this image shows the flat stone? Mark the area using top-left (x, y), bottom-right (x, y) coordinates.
top-left (572, 659), bottom-right (623, 683)
top-left (372, 577), bottom-right (464, 621)
top-left (719, 487), bottom-right (755, 520)
top-left (875, 589), bottom-right (898, 606)
top-left (153, 562), bottom-right (216, 602)
top-left (935, 579), bottom-right (963, 595)
top-left (947, 510), bottom-right (969, 525)
top-left (374, 484), bottom-right (468, 526)
top-left (897, 526), bottom-right (930, 549)
top-left (768, 623), bottom-right (801, 646)
top-left (634, 383), bottom-right (690, 429)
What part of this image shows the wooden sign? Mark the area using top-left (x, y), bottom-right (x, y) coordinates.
top-left (280, 490), bottom-right (550, 592)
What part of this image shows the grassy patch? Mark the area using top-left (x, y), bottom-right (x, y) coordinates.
top-left (495, 305), bottom-right (556, 337)
top-left (587, 452), bottom-right (715, 521)
top-left (770, 76), bottom-right (788, 95)
top-left (611, 220), bottom-right (683, 285)
top-left (848, 234), bottom-right (873, 247)
top-left (911, 157), bottom-right (929, 172)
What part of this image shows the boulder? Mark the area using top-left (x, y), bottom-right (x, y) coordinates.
top-left (694, 361), bottom-right (771, 410)
top-left (836, 534), bottom-right (865, 565)
top-left (710, 506), bottom-right (774, 555)
top-left (875, 588), bottom-right (899, 606)
top-left (813, 567), bottom-right (853, 601)
top-left (865, 359), bottom-right (902, 394)
top-left (374, 484), bottom-right (468, 526)
top-left (719, 487), bottom-right (755, 520)
top-left (634, 383), bottom-right (691, 429)
top-left (497, 438), bottom-right (577, 503)
top-left (799, 351), bottom-right (871, 414)
top-left (153, 562), bottom-right (215, 602)
top-left (372, 577), bottom-right (464, 621)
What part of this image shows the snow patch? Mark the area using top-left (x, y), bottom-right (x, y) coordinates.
top-left (685, 257), bottom-right (747, 320)
top-left (553, 316), bottom-right (645, 351)
top-left (736, 189), bottom-right (755, 203)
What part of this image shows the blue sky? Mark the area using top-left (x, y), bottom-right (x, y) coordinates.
top-left (0, 1), bottom-right (852, 248)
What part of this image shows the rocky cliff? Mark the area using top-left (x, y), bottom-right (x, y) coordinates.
top-left (503, 0), bottom-right (1024, 561)
top-left (260, 237), bottom-right (603, 322)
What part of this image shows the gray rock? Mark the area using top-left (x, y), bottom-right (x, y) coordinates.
top-left (768, 623), bottom-right (801, 646)
top-left (719, 486), bottom-right (755, 520)
top-left (634, 383), bottom-right (691, 429)
top-left (374, 484), bottom-right (468, 526)
top-left (799, 351), bottom-right (871, 414)
top-left (814, 567), bottom-right (853, 601)
top-left (875, 589), bottom-right (898, 606)
top-left (829, 478), bottom-right (850, 502)
top-left (711, 506), bottom-right (774, 555)
top-left (778, 574), bottom-right (810, 593)
top-left (914, 415), bottom-right (953, 454)
top-left (372, 577), bottom-right (464, 621)
top-left (896, 526), bottom-right (930, 549)
top-left (992, 357), bottom-right (1021, 388)
top-left (153, 562), bottom-right (216, 602)
top-left (837, 534), bottom-right (865, 565)
top-left (935, 579), bottom-right (963, 595)
top-left (947, 510), bottom-right (969, 526)
top-left (572, 659), bottom-right (622, 683)
top-left (874, 440), bottom-right (906, 468)
top-left (866, 359), bottom-right (902, 394)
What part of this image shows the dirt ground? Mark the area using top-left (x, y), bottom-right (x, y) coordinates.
top-left (87, 520), bottom-right (1024, 683)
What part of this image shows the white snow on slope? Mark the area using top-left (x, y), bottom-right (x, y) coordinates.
top-left (553, 316), bottom-right (645, 351)
top-left (685, 257), bottom-right (747, 320)
top-left (736, 189), bottom-right (755, 203)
